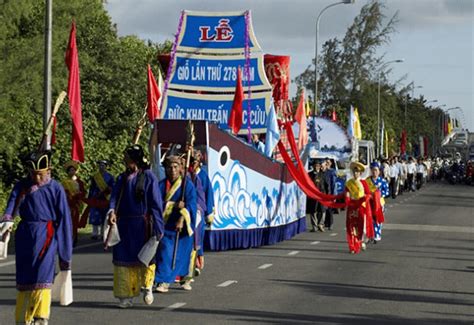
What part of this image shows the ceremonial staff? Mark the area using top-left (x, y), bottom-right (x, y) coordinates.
top-left (39, 91), bottom-right (67, 151)
top-left (172, 120), bottom-right (195, 269)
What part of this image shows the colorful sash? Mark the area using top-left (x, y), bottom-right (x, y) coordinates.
top-left (346, 179), bottom-right (365, 200)
top-left (93, 172), bottom-right (110, 199)
top-left (163, 177), bottom-right (193, 236)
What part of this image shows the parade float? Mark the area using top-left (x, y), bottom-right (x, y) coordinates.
top-left (154, 10), bottom-right (311, 251)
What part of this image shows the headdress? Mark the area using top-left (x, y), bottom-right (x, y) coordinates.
top-left (124, 144), bottom-right (148, 166)
top-left (23, 150), bottom-right (52, 172)
top-left (350, 161), bottom-right (365, 173)
top-left (370, 161), bottom-right (381, 170)
top-left (64, 160), bottom-right (79, 171)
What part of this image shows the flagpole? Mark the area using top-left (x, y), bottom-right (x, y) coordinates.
top-left (43, 0), bottom-right (53, 150)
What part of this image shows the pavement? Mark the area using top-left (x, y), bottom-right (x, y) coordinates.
top-left (0, 181), bottom-right (473, 324)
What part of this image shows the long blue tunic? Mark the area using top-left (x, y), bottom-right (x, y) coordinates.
top-left (3, 178), bottom-right (72, 290)
top-left (88, 171), bottom-right (115, 226)
top-left (155, 177), bottom-right (196, 283)
top-left (109, 169), bottom-right (164, 266)
top-left (195, 168), bottom-right (214, 256)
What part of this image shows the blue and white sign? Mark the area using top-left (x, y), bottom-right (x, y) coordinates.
top-left (168, 55), bottom-right (270, 91)
top-left (177, 11), bottom-right (262, 53)
top-left (161, 90), bottom-right (271, 133)
top-left (208, 147), bottom-right (306, 231)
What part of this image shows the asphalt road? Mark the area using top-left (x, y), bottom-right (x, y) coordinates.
top-left (1, 182), bottom-right (473, 324)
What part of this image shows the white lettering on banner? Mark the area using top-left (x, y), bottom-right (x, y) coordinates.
top-left (186, 109), bottom-right (206, 120)
top-left (176, 61), bottom-right (255, 83)
top-left (207, 64), bottom-right (222, 81)
top-left (206, 107), bottom-right (228, 124)
top-left (242, 106), bottom-right (266, 125)
top-left (167, 102), bottom-right (266, 126)
top-left (191, 64), bottom-right (206, 81)
top-left (168, 106), bottom-right (186, 119)
top-left (177, 62), bottom-right (190, 80)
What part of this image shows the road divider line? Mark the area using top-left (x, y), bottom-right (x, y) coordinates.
top-left (329, 233), bottom-right (338, 237)
top-left (0, 261), bottom-right (15, 268)
top-left (258, 264), bottom-right (273, 270)
top-left (217, 280), bottom-right (238, 287)
top-left (74, 242), bottom-right (103, 250)
top-left (287, 251), bottom-right (300, 256)
top-left (310, 241), bottom-right (320, 245)
top-left (166, 302), bottom-right (186, 310)
top-left (384, 223), bottom-right (474, 234)
top-left (1, 241), bottom-right (103, 269)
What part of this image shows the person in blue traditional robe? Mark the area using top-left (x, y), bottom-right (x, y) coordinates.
top-left (365, 161), bottom-right (389, 243)
top-left (86, 160), bottom-right (114, 239)
top-left (155, 155), bottom-right (197, 293)
top-left (107, 144), bottom-right (164, 308)
top-left (0, 150), bottom-right (72, 325)
top-left (191, 148), bottom-right (214, 276)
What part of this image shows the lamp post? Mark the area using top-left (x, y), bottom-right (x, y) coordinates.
top-left (446, 106), bottom-right (463, 129)
top-left (376, 59), bottom-right (404, 157)
top-left (314, 0), bottom-right (354, 115)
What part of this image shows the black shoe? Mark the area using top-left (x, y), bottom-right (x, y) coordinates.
top-left (310, 229), bottom-right (316, 232)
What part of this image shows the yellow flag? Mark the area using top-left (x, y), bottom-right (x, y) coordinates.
top-left (447, 119), bottom-right (453, 134)
top-left (305, 100), bottom-right (311, 117)
top-left (353, 108), bottom-right (362, 140)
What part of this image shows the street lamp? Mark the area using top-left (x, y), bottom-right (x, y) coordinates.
top-left (314, 0), bottom-right (355, 115)
top-left (425, 100), bottom-right (438, 105)
top-left (403, 82), bottom-right (423, 126)
top-left (377, 59), bottom-right (404, 157)
top-left (446, 106), bottom-right (464, 129)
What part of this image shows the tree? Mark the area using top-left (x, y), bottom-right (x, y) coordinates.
top-left (0, 0), bottom-right (171, 209)
top-left (294, 1), bottom-right (441, 158)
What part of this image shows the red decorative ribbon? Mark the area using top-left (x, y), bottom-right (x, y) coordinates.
top-left (39, 221), bottom-right (54, 259)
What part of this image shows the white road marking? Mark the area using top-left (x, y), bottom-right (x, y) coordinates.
top-left (74, 242), bottom-right (102, 250)
top-left (0, 241), bottom-right (102, 269)
top-left (310, 241), bottom-right (320, 245)
top-left (0, 261), bottom-right (15, 268)
top-left (329, 233), bottom-right (338, 237)
top-left (166, 302), bottom-right (186, 310)
top-left (287, 251), bottom-right (300, 256)
top-left (384, 224), bottom-right (474, 234)
top-left (258, 264), bottom-right (273, 269)
top-left (217, 280), bottom-right (238, 287)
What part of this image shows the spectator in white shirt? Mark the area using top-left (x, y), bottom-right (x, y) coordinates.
top-left (407, 157), bottom-right (417, 191)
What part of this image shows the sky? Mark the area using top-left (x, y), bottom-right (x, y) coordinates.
top-left (105, 0), bottom-right (473, 131)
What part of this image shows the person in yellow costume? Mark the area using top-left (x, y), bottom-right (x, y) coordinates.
top-left (62, 161), bottom-right (86, 246)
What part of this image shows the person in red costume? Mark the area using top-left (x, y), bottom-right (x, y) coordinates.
top-left (344, 162), bottom-right (374, 254)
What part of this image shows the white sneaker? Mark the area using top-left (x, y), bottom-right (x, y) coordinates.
top-left (155, 283), bottom-right (169, 293)
top-left (181, 280), bottom-right (192, 291)
top-left (361, 243), bottom-right (367, 251)
top-left (143, 288), bottom-right (154, 305)
top-left (118, 298), bottom-right (133, 308)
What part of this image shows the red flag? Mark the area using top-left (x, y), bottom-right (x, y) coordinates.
top-left (228, 67), bottom-right (244, 134)
top-left (423, 136), bottom-right (429, 157)
top-left (400, 129), bottom-right (407, 155)
top-left (147, 64), bottom-right (162, 122)
top-left (65, 22), bottom-right (84, 162)
top-left (295, 90), bottom-right (308, 150)
top-left (331, 108), bottom-right (337, 122)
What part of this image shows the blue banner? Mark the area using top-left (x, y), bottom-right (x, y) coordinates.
top-left (177, 11), bottom-right (260, 53)
top-left (162, 91), bottom-right (270, 132)
top-left (169, 55), bottom-right (267, 90)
